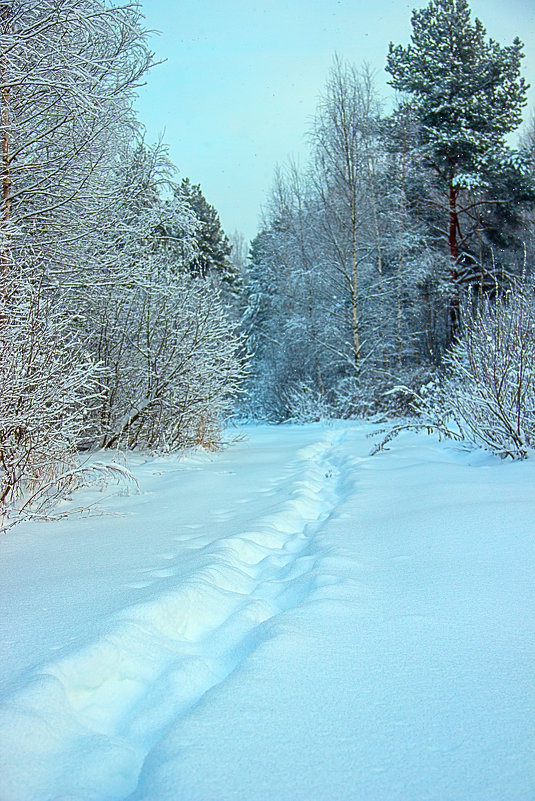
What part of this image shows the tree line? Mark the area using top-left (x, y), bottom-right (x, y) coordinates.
top-left (0, 0), bottom-right (245, 528)
top-left (241, 0), bottom-right (535, 432)
top-left (1, 0), bottom-right (535, 528)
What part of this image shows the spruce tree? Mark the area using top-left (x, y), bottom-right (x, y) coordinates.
top-left (175, 178), bottom-right (236, 285)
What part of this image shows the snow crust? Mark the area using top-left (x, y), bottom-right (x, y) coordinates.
top-left (0, 423), bottom-right (534, 800)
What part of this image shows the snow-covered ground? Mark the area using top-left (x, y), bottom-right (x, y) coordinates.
top-left (1, 422), bottom-right (534, 801)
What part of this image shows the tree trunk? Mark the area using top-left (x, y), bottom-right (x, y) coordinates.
top-left (448, 181), bottom-right (460, 341)
top-left (351, 228), bottom-right (360, 369)
top-left (349, 182), bottom-right (360, 369)
top-left (1, 4), bottom-right (11, 281)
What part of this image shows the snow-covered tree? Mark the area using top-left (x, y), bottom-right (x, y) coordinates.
top-left (0, 0), bottom-right (152, 282)
top-left (228, 229), bottom-right (248, 282)
top-left (0, 1), bottom-right (155, 524)
top-left (174, 179), bottom-right (237, 287)
top-left (90, 272), bottom-right (245, 451)
top-left (0, 272), bottom-right (100, 528)
top-left (387, 0), bottom-right (530, 335)
top-left (308, 59), bottom-right (429, 381)
top-left (0, 1), bottom-right (247, 528)
top-left (243, 60), bottom-right (439, 420)
top-left (83, 143), bottom-right (246, 451)
top-left (309, 57), bottom-right (378, 370)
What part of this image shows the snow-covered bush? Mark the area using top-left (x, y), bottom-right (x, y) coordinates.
top-left (374, 282), bottom-right (535, 459)
top-left (283, 382), bottom-right (333, 423)
top-left (0, 279), bottom-right (100, 529)
top-left (442, 282), bottom-right (535, 458)
top-left (89, 273), bottom-right (246, 451)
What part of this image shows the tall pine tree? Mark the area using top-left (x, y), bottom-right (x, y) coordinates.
top-left (387, 0), bottom-right (529, 335)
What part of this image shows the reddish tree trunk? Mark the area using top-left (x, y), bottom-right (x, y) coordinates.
top-left (448, 182), bottom-right (460, 341)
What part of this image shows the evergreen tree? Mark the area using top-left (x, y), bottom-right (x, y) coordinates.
top-left (175, 178), bottom-right (236, 285)
top-left (386, 0), bottom-right (530, 334)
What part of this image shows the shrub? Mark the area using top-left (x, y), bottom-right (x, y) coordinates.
top-left (0, 279), bottom-right (99, 528)
top-left (374, 280), bottom-right (535, 460)
top-left (443, 282), bottom-right (535, 458)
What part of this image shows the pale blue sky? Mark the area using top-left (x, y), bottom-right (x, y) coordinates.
top-left (135, 0), bottom-right (535, 243)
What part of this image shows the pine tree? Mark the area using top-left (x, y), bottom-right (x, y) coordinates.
top-left (386, 0), bottom-right (530, 334)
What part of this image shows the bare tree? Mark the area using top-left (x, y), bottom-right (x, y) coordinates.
top-left (80, 138), bottom-right (246, 451)
top-left (244, 59), bottom-right (433, 420)
top-left (93, 273), bottom-right (245, 451)
top-left (0, 0), bottom-right (152, 285)
top-left (310, 56), bottom-right (372, 369)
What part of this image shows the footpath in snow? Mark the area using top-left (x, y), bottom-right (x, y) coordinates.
top-left (0, 422), bottom-right (534, 801)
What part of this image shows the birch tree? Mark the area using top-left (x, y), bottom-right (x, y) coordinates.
top-left (309, 57), bottom-right (371, 370)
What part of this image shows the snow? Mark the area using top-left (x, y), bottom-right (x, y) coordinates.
top-left (1, 422), bottom-right (534, 801)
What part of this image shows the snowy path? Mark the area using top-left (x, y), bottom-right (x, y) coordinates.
top-left (1, 423), bottom-right (534, 800)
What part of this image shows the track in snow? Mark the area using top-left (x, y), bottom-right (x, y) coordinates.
top-left (0, 429), bottom-right (348, 801)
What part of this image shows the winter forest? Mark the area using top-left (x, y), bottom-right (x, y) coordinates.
top-left (0, 0), bottom-right (534, 520)
top-left (1, 3), bottom-right (535, 800)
